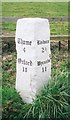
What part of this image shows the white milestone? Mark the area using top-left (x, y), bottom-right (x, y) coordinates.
top-left (15, 18), bottom-right (51, 104)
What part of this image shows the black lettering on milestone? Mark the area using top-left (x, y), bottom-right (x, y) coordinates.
top-left (23, 67), bottom-right (27, 72)
top-left (37, 59), bottom-right (50, 66)
top-left (37, 61), bottom-right (41, 66)
top-left (23, 48), bottom-right (26, 52)
top-left (25, 68), bottom-right (27, 72)
top-left (42, 47), bottom-right (44, 53)
top-left (25, 61), bottom-right (27, 65)
top-left (23, 67), bottom-right (24, 72)
top-left (22, 40), bottom-right (25, 45)
top-left (45, 67), bottom-right (47, 71)
top-left (18, 58), bottom-right (21, 63)
top-left (42, 67), bottom-right (44, 72)
top-left (26, 41), bottom-right (30, 45)
top-left (37, 40), bottom-right (39, 45)
top-left (17, 38), bottom-right (20, 44)
top-left (23, 59), bottom-right (26, 65)
top-left (30, 41), bottom-right (32, 45)
top-left (37, 40), bottom-right (49, 45)
top-left (17, 38), bottom-right (32, 45)
top-left (30, 60), bottom-right (32, 66)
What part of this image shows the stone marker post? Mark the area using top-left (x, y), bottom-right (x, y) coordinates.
top-left (15, 18), bottom-right (51, 103)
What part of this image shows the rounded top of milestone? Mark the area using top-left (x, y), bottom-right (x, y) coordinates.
top-left (17, 18), bottom-right (49, 23)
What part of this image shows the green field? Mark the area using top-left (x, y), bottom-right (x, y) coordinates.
top-left (2, 2), bottom-right (68, 35)
top-left (2, 2), bottom-right (68, 17)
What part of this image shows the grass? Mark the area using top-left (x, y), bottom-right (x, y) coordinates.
top-left (2, 49), bottom-right (70, 119)
top-left (2, 2), bottom-right (68, 35)
top-left (2, 22), bottom-right (16, 32)
top-left (2, 2), bottom-right (68, 17)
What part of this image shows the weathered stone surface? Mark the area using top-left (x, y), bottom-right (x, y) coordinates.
top-left (15, 18), bottom-right (51, 103)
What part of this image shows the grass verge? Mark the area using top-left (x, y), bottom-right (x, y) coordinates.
top-left (2, 2), bottom-right (68, 17)
top-left (2, 49), bottom-right (70, 119)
